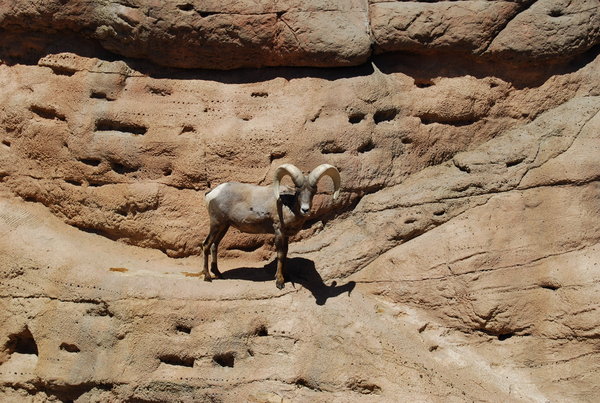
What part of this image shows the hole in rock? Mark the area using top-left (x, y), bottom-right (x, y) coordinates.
top-left (7, 327), bottom-right (38, 355)
top-left (348, 112), bottom-right (365, 124)
top-left (2, 139), bottom-right (10, 147)
top-left (198, 11), bottom-right (218, 17)
top-left (374, 108), bottom-right (397, 124)
top-left (251, 91), bottom-right (268, 98)
top-left (79, 158), bottom-right (101, 167)
top-left (30, 105), bottom-right (66, 121)
top-left (48, 65), bottom-right (77, 76)
top-left (418, 112), bottom-right (478, 126)
top-left (110, 162), bottom-right (138, 175)
top-left (159, 354), bottom-right (194, 367)
top-left (60, 342), bottom-right (80, 353)
top-left (433, 209), bottom-right (445, 216)
top-left (451, 119), bottom-right (478, 127)
top-left (213, 352), bottom-right (235, 368)
top-left (23, 194), bottom-right (39, 203)
top-left (90, 91), bottom-right (109, 100)
top-left (405, 217), bottom-right (417, 224)
top-left (177, 3), bottom-right (194, 11)
top-left (549, 8), bottom-right (563, 17)
top-left (540, 283), bottom-right (560, 291)
top-left (181, 125), bottom-right (194, 134)
top-left (415, 79), bottom-right (434, 88)
top-left (269, 150), bottom-right (286, 161)
top-left (253, 324), bottom-right (268, 337)
top-left (506, 157), bottom-right (525, 168)
top-left (65, 179), bottom-right (82, 186)
top-left (80, 227), bottom-right (104, 236)
top-left (497, 333), bottom-right (514, 341)
top-left (176, 325), bottom-right (192, 334)
top-left (357, 139), bottom-right (375, 153)
top-left (295, 378), bottom-right (309, 387)
top-left (95, 119), bottom-right (147, 135)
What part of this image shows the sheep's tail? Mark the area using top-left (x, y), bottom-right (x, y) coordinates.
top-left (204, 183), bottom-right (226, 206)
top-left (204, 189), bottom-right (214, 206)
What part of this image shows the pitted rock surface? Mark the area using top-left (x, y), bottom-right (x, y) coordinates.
top-left (1, 0), bottom-right (600, 401)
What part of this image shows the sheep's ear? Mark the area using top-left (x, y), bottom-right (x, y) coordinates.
top-left (308, 164), bottom-right (341, 200)
top-left (273, 164), bottom-right (304, 199)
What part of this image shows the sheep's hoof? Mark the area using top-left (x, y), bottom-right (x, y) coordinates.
top-left (211, 269), bottom-right (223, 279)
top-left (203, 274), bottom-right (212, 282)
top-left (276, 280), bottom-right (285, 290)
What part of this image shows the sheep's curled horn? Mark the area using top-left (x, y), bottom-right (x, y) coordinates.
top-left (273, 163), bottom-right (341, 200)
top-left (308, 164), bottom-right (341, 200)
top-left (273, 164), bottom-right (305, 199)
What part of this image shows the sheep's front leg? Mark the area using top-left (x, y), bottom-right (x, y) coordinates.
top-left (274, 232), bottom-right (288, 289)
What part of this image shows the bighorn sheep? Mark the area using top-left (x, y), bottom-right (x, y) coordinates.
top-left (202, 164), bottom-right (341, 289)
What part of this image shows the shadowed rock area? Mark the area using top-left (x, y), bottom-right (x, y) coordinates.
top-left (1, 0), bottom-right (599, 401)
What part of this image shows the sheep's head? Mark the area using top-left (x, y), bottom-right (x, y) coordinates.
top-left (274, 163), bottom-right (341, 216)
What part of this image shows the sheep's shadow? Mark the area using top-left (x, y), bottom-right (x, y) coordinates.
top-left (222, 257), bottom-right (355, 305)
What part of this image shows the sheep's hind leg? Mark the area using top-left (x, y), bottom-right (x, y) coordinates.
top-left (274, 233), bottom-right (288, 290)
top-left (210, 225), bottom-right (229, 279)
top-left (202, 230), bottom-right (217, 282)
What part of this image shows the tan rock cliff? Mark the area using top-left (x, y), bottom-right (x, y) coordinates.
top-left (1, 0), bottom-right (599, 401)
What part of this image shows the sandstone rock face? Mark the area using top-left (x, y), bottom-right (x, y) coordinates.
top-left (371, 0), bottom-right (600, 62)
top-left (370, 0), bottom-right (522, 55)
top-left (0, 0), bottom-right (372, 69)
top-left (486, 0), bottom-right (600, 61)
top-left (1, 0), bottom-right (598, 69)
top-left (1, 0), bottom-right (600, 401)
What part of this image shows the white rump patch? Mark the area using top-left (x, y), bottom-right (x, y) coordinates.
top-left (205, 183), bottom-right (227, 205)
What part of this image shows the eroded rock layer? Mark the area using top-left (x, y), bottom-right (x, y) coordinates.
top-left (1, 0), bottom-right (598, 69)
top-left (1, 0), bottom-right (599, 401)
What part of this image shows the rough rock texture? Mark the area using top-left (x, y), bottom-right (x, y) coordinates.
top-left (1, 0), bottom-right (600, 401)
top-left (0, 0), bottom-right (372, 69)
top-left (371, 0), bottom-right (600, 62)
top-left (1, 0), bottom-right (598, 69)
top-left (486, 0), bottom-right (600, 61)
top-left (1, 49), bottom-right (598, 257)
